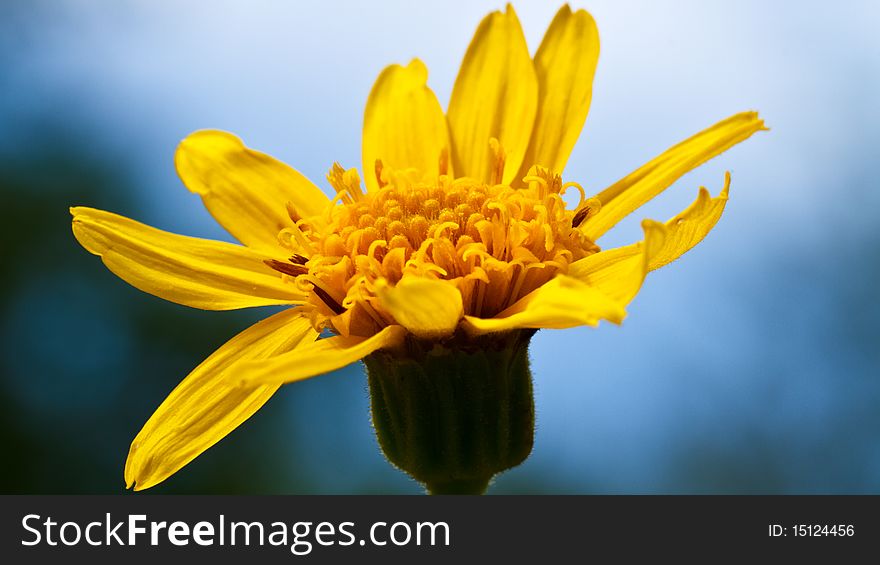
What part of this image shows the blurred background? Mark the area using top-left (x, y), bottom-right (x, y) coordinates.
top-left (2, 0), bottom-right (878, 494)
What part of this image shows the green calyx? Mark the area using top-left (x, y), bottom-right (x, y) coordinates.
top-left (364, 330), bottom-right (535, 495)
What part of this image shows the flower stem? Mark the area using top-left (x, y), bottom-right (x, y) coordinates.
top-left (426, 478), bottom-right (491, 496)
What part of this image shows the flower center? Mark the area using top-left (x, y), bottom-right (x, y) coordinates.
top-left (269, 164), bottom-right (600, 337)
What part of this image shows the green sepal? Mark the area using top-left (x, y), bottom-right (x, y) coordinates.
top-left (364, 330), bottom-right (535, 495)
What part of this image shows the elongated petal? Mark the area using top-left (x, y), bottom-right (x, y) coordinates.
top-left (71, 207), bottom-right (304, 310)
top-left (242, 325), bottom-right (407, 385)
top-left (376, 277), bottom-right (463, 338)
top-left (447, 5), bottom-right (537, 185)
top-left (571, 172), bottom-right (730, 289)
top-left (568, 219), bottom-right (667, 304)
top-left (464, 275), bottom-right (626, 334)
top-left (516, 6), bottom-right (599, 180)
top-left (175, 130), bottom-right (329, 253)
top-left (362, 59), bottom-right (450, 192)
top-left (583, 112), bottom-right (764, 240)
top-left (648, 172), bottom-right (730, 270)
top-left (125, 308), bottom-right (318, 490)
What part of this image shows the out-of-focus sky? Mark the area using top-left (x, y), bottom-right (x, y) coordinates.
top-left (1, 0), bottom-right (878, 493)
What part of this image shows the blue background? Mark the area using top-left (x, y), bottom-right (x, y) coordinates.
top-left (2, 0), bottom-right (878, 493)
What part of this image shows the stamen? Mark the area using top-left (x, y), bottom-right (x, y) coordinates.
top-left (264, 259), bottom-right (308, 277)
top-left (367, 239), bottom-right (388, 261)
top-left (430, 221), bottom-right (459, 240)
top-left (356, 290), bottom-right (388, 328)
top-left (343, 168), bottom-right (365, 202)
top-left (560, 181), bottom-right (587, 209)
top-left (331, 190), bottom-right (352, 206)
top-left (312, 285), bottom-right (346, 315)
top-left (327, 163), bottom-right (364, 204)
top-left (571, 196), bottom-right (602, 228)
top-left (278, 222), bottom-right (312, 252)
top-left (571, 207), bottom-right (591, 228)
top-left (290, 254), bottom-right (309, 265)
top-left (524, 172), bottom-right (549, 199)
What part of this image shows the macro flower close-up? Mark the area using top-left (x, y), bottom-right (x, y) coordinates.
top-left (69, 4), bottom-right (764, 494)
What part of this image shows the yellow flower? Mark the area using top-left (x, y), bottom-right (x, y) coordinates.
top-left (71, 4), bottom-right (764, 491)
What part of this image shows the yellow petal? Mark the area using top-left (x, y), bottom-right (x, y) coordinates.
top-left (362, 59), bottom-right (451, 192)
top-left (516, 6), bottom-right (599, 180)
top-left (464, 275), bottom-right (626, 334)
top-left (568, 219), bottom-right (667, 304)
top-left (242, 325), bottom-right (407, 385)
top-left (571, 172), bottom-right (730, 291)
top-left (583, 112), bottom-right (765, 240)
top-left (71, 207), bottom-right (304, 310)
top-left (125, 308), bottom-right (318, 490)
top-left (447, 4), bottom-right (538, 185)
top-left (376, 277), bottom-right (463, 339)
top-left (648, 172), bottom-right (731, 271)
top-left (175, 130), bottom-right (329, 253)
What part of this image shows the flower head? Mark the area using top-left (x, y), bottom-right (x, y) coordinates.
top-left (71, 4), bottom-right (764, 491)
top-left (274, 161), bottom-right (601, 341)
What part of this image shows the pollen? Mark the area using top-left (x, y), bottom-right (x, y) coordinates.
top-left (273, 163), bottom-right (600, 338)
